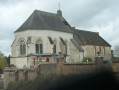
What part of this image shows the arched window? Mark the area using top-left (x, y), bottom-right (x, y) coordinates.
top-left (94, 47), bottom-right (96, 56)
top-left (20, 40), bottom-right (26, 55)
top-left (102, 47), bottom-right (105, 55)
top-left (35, 39), bottom-right (43, 54)
top-left (99, 46), bottom-right (101, 53)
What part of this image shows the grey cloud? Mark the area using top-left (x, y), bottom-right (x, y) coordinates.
top-left (63, 0), bottom-right (118, 28)
top-left (0, 0), bottom-right (27, 4)
top-left (0, 0), bottom-right (119, 56)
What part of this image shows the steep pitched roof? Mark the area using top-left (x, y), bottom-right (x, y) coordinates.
top-left (74, 29), bottom-right (111, 47)
top-left (15, 10), bottom-right (72, 33)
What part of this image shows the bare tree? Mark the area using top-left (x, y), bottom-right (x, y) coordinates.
top-left (114, 46), bottom-right (119, 57)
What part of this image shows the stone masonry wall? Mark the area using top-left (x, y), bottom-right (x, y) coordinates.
top-left (39, 64), bottom-right (56, 76)
top-left (4, 59), bottom-right (119, 89)
top-left (4, 67), bottom-right (39, 89)
top-left (81, 45), bottom-right (111, 61)
top-left (63, 64), bottom-right (96, 75)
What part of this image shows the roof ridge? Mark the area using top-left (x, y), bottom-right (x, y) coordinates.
top-left (76, 29), bottom-right (99, 34)
top-left (34, 9), bottom-right (57, 15)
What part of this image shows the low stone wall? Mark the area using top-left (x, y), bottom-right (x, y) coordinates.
top-left (39, 63), bottom-right (56, 76)
top-left (3, 66), bottom-right (39, 89)
top-left (4, 67), bottom-right (17, 89)
top-left (4, 60), bottom-right (119, 89)
top-left (63, 63), bottom-right (96, 75)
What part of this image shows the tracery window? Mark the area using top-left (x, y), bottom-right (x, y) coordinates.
top-left (20, 40), bottom-right (26, 55)
top-left (94, 47), bottom-right (96, 56)
top-left (99, 46), bottom-right (101, 53)
top-left (35, 39), bottom-right (43, 54)
top-left (102, 47), bottom-right (105, 55)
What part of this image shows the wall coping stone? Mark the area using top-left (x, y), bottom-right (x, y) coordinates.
top-left (64, 62), bottom-right (95, 65)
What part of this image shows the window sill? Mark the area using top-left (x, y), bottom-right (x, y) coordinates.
top-left (19, 55), bottom-right (26, 57)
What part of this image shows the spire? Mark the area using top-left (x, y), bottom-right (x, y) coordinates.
top-left (57, 3), bottom-right (62, 17)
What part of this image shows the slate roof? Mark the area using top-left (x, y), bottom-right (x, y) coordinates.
top-left (15, 10), bottom-right (72, 33)
top-left (74, 29), bottom-right (111, 47)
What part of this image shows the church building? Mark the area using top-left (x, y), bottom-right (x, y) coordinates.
top-left (10, 9), bottom-right (111, 68)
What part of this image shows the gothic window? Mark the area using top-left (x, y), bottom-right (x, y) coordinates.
top-left (40, 44), bottom-right (43, 53)
top-left (102, 47), bottom-right (105, 55)
top-left (94, 47), bottom-right (96, 56)
top-left (99, 46), bottom-right (101, 53)
top-left (20, 40), bottom-right (26, 55)
top-left (36, 44), bottom-right (39, 53)
top-left (35, 39), bottom-right (43, 54)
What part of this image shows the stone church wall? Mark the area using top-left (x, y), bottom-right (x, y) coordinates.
top-left (11, 30), bottom-right (74, 68)
top-left (81, 45), bottom-right (111, 61)
top-left (13, 30), bottom-right (73, 56)
top-left (69, 40), bottom-right (81, 62)
top-left (104, 47), bottom-right (111, 60)
top-left (11, 57), bottom-right (28, 68)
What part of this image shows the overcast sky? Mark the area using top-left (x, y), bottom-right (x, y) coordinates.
top-left (0, 0), bottom-right (119, 56)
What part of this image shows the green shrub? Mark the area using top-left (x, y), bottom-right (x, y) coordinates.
top-left (83, 57), bottom-right (92, 62)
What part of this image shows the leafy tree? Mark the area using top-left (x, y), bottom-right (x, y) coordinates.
top-left (0, 51), bottom-right (8, 69)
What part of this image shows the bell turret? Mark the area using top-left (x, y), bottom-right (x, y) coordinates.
top-left (57, 3), bottom-right (62, 17)
top-left (57, 9), bottom-right (62, 17)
